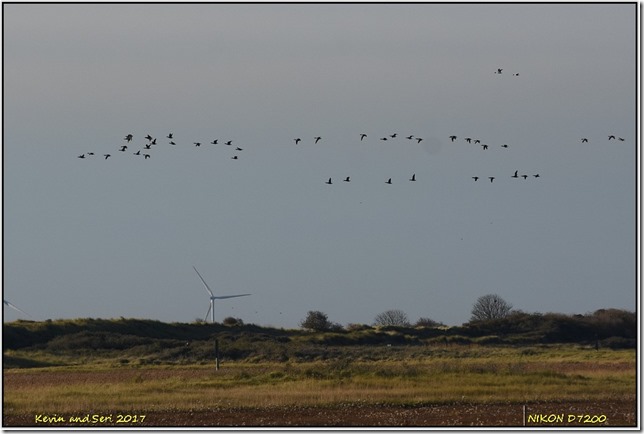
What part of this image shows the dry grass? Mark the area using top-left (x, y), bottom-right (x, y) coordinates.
top-left (3, 346), bottom-right (635, 416)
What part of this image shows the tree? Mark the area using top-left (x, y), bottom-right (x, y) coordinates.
top-left (415, 317), bottom-right (443, 328)
top-left (300, 310), bottom-right (331, 332)
top-left (470, 294), bottom-right (513, 321)
top-left (373, 309), bottom-right (411, 327)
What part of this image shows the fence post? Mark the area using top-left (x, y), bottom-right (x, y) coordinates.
top-left (215, 339), bottom-right (220, 370)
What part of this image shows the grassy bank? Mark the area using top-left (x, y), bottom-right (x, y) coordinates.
top-left (4, 346), bottom-right (635, 416)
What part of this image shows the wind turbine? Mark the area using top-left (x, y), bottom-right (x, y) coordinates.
top-left (193, 266), bottom-right (251, 324)
top-left (4, 299), bottom-right (31, 318)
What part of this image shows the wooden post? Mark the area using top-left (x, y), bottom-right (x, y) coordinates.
top-left (215, 339), bottom-right (220, 371)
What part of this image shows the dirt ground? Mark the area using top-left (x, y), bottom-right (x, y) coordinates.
top-left (5, 400), bottom-right (637, 428)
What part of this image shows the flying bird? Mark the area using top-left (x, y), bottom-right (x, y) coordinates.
top-left (225, 141), bottom-right (233, 146)
top-left (449, 135), bottom-right (457, 142)
top-left (474, 139), bottom-right (481, 144)
top-left (465, 138), bottom-right (472, 143)
top-left (170, 141), bottom-right (176, 145)
top-left (167, 133), bottom-right (173, 139)
top-left (144, 144), bottom-right (152, 149)
top-left (472, 176), bottom-right (479, 181)
top-left (581, 138), bottom-right (588, 143)
top-left (150, 138), bottom-right (157, 145)
top-left (144, 154), bottom-right (151, 159)
top-left (326, 178), bottom-right (332, 184)
top-left (386, 178), bottom-right (392, 184)
top-left (343, 176), bottom-right (351, 182)
top-left (521, 174), bottom-right (528, 180)
top-left (488, 177), bottom-right (495, 183)
top-left (406, 135), bottom-right (414, 140)
top-left (231, 155), bottom-right (238, 160)
top-left (194, 142), bottom-right (201, 147)
top-left (495, 68), bottom-right (503, 74)
top-left (409, 174), bottom-right (416, 181)
top-left (512, 170), bottom-right (518, 178)
top-left (124, 134), bottom-right (133, 142)
top-left (314, 137), bottom-right (322, 144)
top-left (416, 137), bottom-right (423, 143)
top-left (533, 174), bottom-right (540, 178)
top-left (390, 133), bottom-right (397, 139)
top-left (294, 138), bottom-right (301, 144)
top-left (133, 150), bottom-right (141, 155)
top-left (104, 154), bottom-right (111, 159)
top-left (501, 144), bottom-right (509, 148)
top-left (360, 134), bottom-right (367, 141)
top-left (380, 137), bottom-right (388, 141)
top-left (145, 135), bottom-right (153, 141)
top-left (481, 144), bottom-right (488, 150)
top-left (119, 145), bottom-right (127, 152)
top-left (618, 137), bottom-right (625, 141)
top-left (211, 140), bottom-right (218, 145)
top-left (78, 154), bottom-right (85, 159)
top-left (235, 147), bottom-right (243, 151)
top-left (609, 135), bottom-right (616, 140)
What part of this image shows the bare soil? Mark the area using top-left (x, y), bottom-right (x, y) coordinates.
top-left (5, 400), bottom-right (636, 428)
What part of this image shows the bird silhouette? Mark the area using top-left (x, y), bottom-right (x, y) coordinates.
top-left (513, 73), bottom-right (519, 76)
top-left (314, 137), bottom-right (322, 144)
top-left (380, 137), bottom-right (388, 141)
top-left (194, 142), bottom-right (201, 147)
top-left (474, 139), bottom-right (481, 144)
top-left (465, 138), bottom-right (472, 143)
top-left (472, 176), bottom-right (479, 181)
top-left (104, 154), bottom-right (111, 159)
top-left (145, 135), bottom-right (153, 141)
top-left (167, 133), bottom-right (173, 139)
top-left (386, 178), bottom-right (392, 184)
top-left (618, 137), bottom-right (625, 141)
top-left (449, 135), bottom-right (457, 142)
top-left (344, 176), bottom-right (350, 182)
top-left (416, 137), bottom-right (423, 143)
top-left (501, 144), bottom-right (508, 148)
top-left (495, 68), bottom-right (503, 74)
top-left (512, 170), bottom-right (518, 178)
top-left (360, 134), bottom-right (367, 141)
top-left (124, 134), bottom-right (133, 142)
top-left (87, 152), bottom-right (94, 156)
top-left (169, 141), bottom-right (176, 145)
top-left (235, 147), bottom-right (243, 151)
top-left (294, 138), bottom-right (301, 145)
top-left (406, 135), bottom-right (414, 140)
top-left (481, 144), bottom-right (488, 150)
top-left (144, 154), bottom-right (151, 159)
top-left (211, 140), bottom-right (218, 144)
top-left (488, 177), bottom-right (495, 183)
top-left (78, 154), bottom-right (85, 159)
top-left (390, 133), bottom-right (397, 139)
top-left (608, 135), bottom-right (616, 140)
top-left (231, 155), bottom-right (238, 160)
top-left (326, 178), bottom-right (332, 184)
top-left (533, 174), bottom-right (540, 178)
top-left (133, 150), bottom-right (141, 155)
top-left (144, 144), bottom-right (152, 149)
top-left (409, 174), bottom-right (416, 181)
top-left (521, 175), bottom-right (528, 180)
top-left (119, 145), bottom-right (127, 152)
top-left (581, 138), bottom-right (588, 143)
top-left (225, 141), bottom-right (233, 146)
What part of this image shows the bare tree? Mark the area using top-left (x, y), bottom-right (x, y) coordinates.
top-left (373, 309), bottom-right (411, 327)
top-left (470, 294), bottom-right (513, 321)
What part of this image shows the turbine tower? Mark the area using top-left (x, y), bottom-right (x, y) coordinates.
top-left (193, 266), bottom-right (251, 324)
top-left (3, 299), bottom-right (31, 318)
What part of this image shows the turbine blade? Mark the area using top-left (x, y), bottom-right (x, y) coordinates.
top-left (214, 294), bottom-right (251, 300)
top-left (193, 266), bottom-right (215, 297)
top-left (204, 303), bottom-right (212, 322)
top-left (4, 299), bottom-right (30, 317)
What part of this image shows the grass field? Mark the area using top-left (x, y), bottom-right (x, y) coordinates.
top-left (3, 345), bottom-right (637, 427)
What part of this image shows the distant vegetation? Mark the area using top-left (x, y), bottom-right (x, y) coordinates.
top-left (2, 308), bottom-right (635, 369)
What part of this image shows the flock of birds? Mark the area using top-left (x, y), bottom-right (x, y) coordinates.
top-left (76, 129), bottom-right (628, 186)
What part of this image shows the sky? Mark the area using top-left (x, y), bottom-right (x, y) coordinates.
top-left (3, 3), bottom-right (638, 328)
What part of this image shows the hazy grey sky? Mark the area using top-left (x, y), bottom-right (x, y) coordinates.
top-left (3, 3), bottom-right (637, 328)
